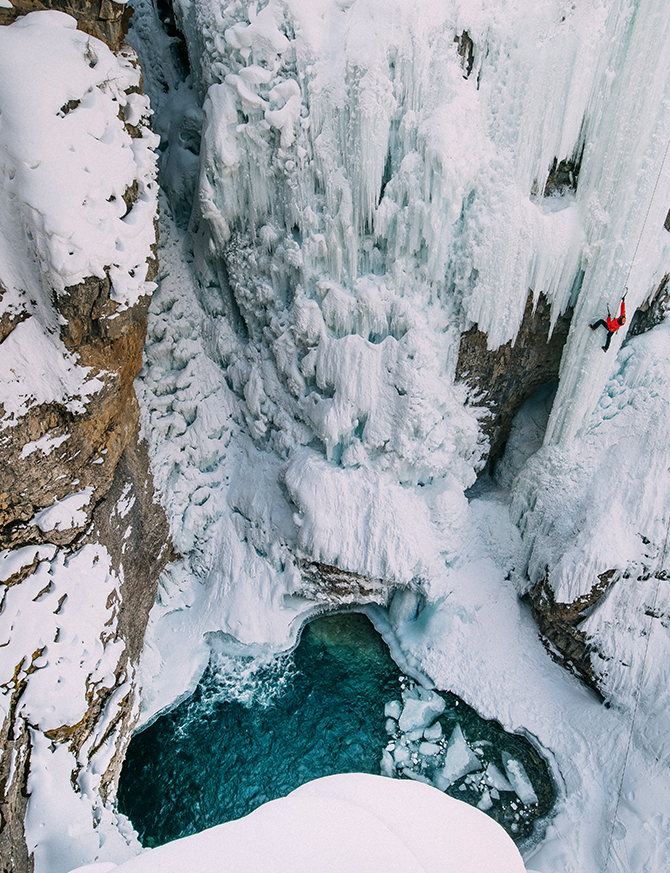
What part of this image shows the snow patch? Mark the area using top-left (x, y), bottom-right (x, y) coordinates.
top-left (20, 432), bottom-right (70, 459)
top-left (29, 487), bottom-right (94, 533)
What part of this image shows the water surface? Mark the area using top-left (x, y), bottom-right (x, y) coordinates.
top-left (118, 613), bottom-right (553, 847)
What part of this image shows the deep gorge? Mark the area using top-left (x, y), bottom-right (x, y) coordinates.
top-left (1, 1), bottom-right (670, 871)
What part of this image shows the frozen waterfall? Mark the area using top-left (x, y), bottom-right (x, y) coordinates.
top-left (136, 0), bottom-right (670, 694)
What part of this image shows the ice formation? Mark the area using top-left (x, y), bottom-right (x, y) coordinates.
top-left (136, 0), bottom-right (670, 677)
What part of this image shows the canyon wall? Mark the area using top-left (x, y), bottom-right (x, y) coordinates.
top-left (0, 6), bottom-right (169, 870)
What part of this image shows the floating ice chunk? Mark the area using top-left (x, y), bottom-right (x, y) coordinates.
top-left (477, 789), bottom-right (493, 811)
top-left (501, 753), bottom-right (538, 805)
top-left (381, 750), bottom-right (395, 778)
top-left (398, 687), bottom-right (445, 732)
top-left (423, 721), bottom-right (443, 741)
top-left (484, 762), bottom-right (514, 793)
top-left (393, 745), bottom-right (411, 767)
top-left (418, 742), bottom-right (441, 757)
top-left (384, 700), bottom-right (402, 720)
top-left (385, 718), bottom-right (397, 735)
top-left (434, 724), bottom-right (481, 791)
top-left (400, 768), bottom-right (432, 785)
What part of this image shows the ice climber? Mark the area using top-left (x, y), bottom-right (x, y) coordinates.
top-left (589, 296), bottom-right (626, 351)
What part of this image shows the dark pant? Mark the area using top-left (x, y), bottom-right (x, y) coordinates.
top-left (592, 320), bottom-right (614, 350)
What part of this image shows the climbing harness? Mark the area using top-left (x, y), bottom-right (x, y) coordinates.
top-left (602, 517), bottom-right (669, 873)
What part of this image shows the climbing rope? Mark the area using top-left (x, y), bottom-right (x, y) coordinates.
top-left (620, 131), bottom-right (670, 301)
top-left (602, 516), bottom-right (669, 873)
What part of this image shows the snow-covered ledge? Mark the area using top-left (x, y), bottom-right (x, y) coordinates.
top-left (67, 774), bottom-right (537, 873)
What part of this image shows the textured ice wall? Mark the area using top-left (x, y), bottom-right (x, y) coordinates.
top-left (135, 0), bottom-right (670, 698)
top-left (503, 0), bottom-right (670, 736)
top-left (544, 0), bottom-right (670, 445)
top-left (128, 0), bottom-right (670, 745)
top-left (173, 0), bottom-right (670, 470)
top-left (180, 0), bottom-right (598, 343)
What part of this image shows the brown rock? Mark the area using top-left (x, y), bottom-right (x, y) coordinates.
top-left (0, 280), bottom-right (151, 552)
top-left (526, 569), bottom-right (617, 696)
top-left (0, 15), bottom-right (168, 870)
top-left (298, 560), bottom-right (398, 607)
top-left (0, 0), bottom-right (132, 52)
top-left (0, 698), bottom-right (33, 873)
top-left (93, 436), bottom-right (172, 665)
top-left (456, 291), bottom-right (573, 461)
top-left (627, 273), bottom-right (670, 338)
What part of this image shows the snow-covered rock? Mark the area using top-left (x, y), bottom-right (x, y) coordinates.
top-left (66, 774), bottom-right (529, 873)
top-left (0, 10), bottom-right (166, 871)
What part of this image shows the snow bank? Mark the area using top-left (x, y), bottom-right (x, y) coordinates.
top-left (0, 11), bottom-right (159, 430)
top-left (0, 11), bottom-right (158, 305)
top-left (67, 774), bottom-right (528, 873)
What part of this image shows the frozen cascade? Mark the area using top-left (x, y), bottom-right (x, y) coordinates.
top-left (136, 0), bottom-right (670, 689)
top-left (543, 0), bottom-right (670, 445)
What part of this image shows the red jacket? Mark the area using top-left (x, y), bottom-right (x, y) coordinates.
top-left (606, 298), bottom-right (626, 332)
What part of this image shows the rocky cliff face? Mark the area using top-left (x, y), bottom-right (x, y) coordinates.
top-left (456, 291), bottom-right (573, 464)
top-left (0, 0), bottom-right (130, 51)
top-left (0, 9), bottom-right (168, 871)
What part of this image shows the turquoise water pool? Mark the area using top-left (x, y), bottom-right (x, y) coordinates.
top-left (118, 613), bottom-right (553, 847)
